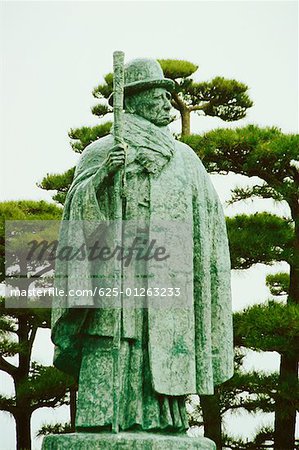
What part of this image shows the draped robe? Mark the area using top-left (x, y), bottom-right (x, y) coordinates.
top-left (51, 113), bottom-right (234, 430)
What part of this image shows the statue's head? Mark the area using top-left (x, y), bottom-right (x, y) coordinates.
top-left (110, 59), bottom-right (175, 127)
top-left (125, 87), bottom-right (172, 127)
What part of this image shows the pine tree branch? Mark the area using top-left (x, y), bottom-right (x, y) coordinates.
top-left (0, 338), bottom-right (21, 358)
top-left (31, 264), bottom-right (54, 279)
top-left (37, 422), bottom-right (73, 437)
top-left (0, 395), bottom-right (15, 414)
top-left (189, 104), bottom-right (206, 112)
top-left (31, 396), bottom-right (68, 412)
top-left (28, 325), bottom-right (37, 353)
top-left (0, 355), bottom-right (17, 377)
top-left (228, 184), bottom-right (284, 204)
top-left (172, 91), bottom-right (186, 112)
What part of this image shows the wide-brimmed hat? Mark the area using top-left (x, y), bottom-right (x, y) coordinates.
top-left (108, 58), bottom-right (175, 106)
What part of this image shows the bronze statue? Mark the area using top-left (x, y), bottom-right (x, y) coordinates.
top-left (46, 55), bottom-right (233, 450)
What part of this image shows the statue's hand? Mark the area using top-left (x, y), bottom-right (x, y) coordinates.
top-left (93, 143), bottom-right (126, 191)
top-left (106, 143), bottom-right (126, 174)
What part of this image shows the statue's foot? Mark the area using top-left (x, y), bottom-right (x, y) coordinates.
top-left (76, 424), bottom-right (187, 435)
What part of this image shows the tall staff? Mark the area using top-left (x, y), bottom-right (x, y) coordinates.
top-left (112, 50), bottom-right (125, 434)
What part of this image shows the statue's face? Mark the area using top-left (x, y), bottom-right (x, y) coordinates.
top-left (126, 88), bottom-right (172, 126)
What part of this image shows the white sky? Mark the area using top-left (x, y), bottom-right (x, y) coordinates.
top-left (1, 0), bottom-right (298, 202)
top-left (0, 1), bottom-right (298, 449)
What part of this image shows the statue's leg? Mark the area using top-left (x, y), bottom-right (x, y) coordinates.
top-left (75, 335), bottom-right (145, 431)
top-left (75, 336), bottom-right (115, 430)
top-left (75, 328), bottom-right (189, 432)
top-left (141, 309), bottom-right (189, 433)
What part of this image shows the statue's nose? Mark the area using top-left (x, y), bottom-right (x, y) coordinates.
top-left (164, 100), bottom-right (171, 111)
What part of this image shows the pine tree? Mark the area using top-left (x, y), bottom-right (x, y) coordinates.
top-left (183, 126), bottom-right (299, 450)
top-left (0, 201), bottom-right (77, 450)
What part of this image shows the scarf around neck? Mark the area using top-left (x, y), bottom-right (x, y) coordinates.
top-left (112, 113), bottom-right (176, 175)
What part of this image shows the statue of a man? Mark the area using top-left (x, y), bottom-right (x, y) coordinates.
top-left (51, 58), bottom-right (233, 433)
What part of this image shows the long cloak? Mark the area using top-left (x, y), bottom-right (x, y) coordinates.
top-left (51, 114), bottom-right (234, 397)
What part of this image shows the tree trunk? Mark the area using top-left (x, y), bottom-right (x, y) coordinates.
top-left (15, 314), bottom-right (32, 450)
top-left (274, 207), bottom-right (298, 450)
top-left (181, 110), bottom-right (191, 137)
top-left (70, 386), bottom-right (77, 431)
top-left (15, 409), bottom-right (32, 450)
top-left (274, 354), bottom-right (298, 450)
top-left (200, 392), bottom-right (222, 450)
top-left (288, 217), bottom-right (299, 303)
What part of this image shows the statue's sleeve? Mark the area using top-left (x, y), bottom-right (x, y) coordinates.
top-left (64, 137), bottom-right (113, 221)
top-left (51, 137), bottom-right (113, 377)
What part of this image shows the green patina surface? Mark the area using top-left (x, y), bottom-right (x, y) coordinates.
top-left (44, 58), bottom-right (233, 449)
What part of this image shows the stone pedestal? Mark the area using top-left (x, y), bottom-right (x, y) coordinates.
top-left (42, 432), bottom-right (216, 450)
